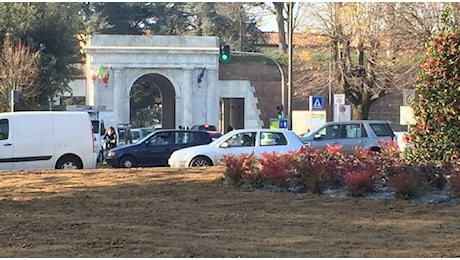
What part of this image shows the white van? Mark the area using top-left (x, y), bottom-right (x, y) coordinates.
top-left (66, 106), bottom-right (119, 163)
top-left (0, 111), bottom-right (97, 171)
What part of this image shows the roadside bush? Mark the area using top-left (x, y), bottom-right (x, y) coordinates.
top-left (336, 147), bottom-right (382, 191)
top-left (414, 162), bottom-right (448, 191)
top-left (291, 147), bottom-right (337, 194)
top-left (374, 140), bottom-right (405, 172)
top-left (387, 166), bottom-right (423, 199)
top-left (344, 169), bottom-right (377, 197)
top-left (257, 152), bottom-right (295, 187)
top-left (445, 160), bottom-right (460, 197)
top-left (221, 153), bottom-right (257, 185)
top-left (449, 172), bottom-right (460, 197)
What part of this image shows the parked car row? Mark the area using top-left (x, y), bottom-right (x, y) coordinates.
top-left (106, 129), bottom-right (213, 168)
top-left (0, 113), bottom-right (400, 172)
top-left (104, 120), bottom-right (400, 169)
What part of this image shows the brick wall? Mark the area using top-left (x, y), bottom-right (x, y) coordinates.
top-left (219, 60), bottom-right (406, 131)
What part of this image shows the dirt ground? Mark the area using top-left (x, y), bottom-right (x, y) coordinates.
top-left (0, 167), bottom-right (459, 258)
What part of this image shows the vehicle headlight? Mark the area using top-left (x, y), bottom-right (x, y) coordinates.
top-left (107, 151), bottom-right (116, 157)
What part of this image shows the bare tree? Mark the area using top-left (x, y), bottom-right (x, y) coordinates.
top-left (0, 37), bottom-right (40, 112)
top-left (249, 2), bottom-right (306, 54)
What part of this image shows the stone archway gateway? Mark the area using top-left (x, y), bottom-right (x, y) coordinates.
top-left (130, 73), bottom-right (176, 129)
top-left (83, 34), bottom-right (262, 130)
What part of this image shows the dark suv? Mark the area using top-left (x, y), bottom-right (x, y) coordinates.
top-left (106, 129), bottom-right (213, 168)
top-left (190, 124), bottom-right (222, 140)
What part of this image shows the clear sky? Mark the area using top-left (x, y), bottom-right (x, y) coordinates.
top-left (248, 3), bottom-right (311, 33)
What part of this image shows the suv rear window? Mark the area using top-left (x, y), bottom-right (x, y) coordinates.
top-left (174, 131), bottom-right (212, 145)
top-left (370, 123), bottom-right (394, 137)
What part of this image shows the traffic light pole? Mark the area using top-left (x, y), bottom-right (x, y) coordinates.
top-left (232, 51), bottom-right (285, 119)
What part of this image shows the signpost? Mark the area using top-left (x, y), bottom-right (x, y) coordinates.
top-left (309, 96), bottom-right (324, 111)
top-left (333, 94), bottom-right (345, 121)
top-left (279, 118), bottom-right (288, 129)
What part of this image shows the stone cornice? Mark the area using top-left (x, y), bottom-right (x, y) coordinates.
top-left (84, 46), bottom-right (219, 55)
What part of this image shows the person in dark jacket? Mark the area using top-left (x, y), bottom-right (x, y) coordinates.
top-left (103, 126), bottom-right (117, 150)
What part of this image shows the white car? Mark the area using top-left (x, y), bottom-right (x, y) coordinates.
top-left (168, 128), bottom-right (305, 167)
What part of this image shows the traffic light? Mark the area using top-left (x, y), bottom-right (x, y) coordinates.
top-left (276, 104), bottom-right (283, 119)
top-left (219, 45), bottom-right (231, 62)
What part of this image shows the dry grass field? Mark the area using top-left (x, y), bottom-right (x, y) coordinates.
top-left (0, 167), bottom-right (459, 257)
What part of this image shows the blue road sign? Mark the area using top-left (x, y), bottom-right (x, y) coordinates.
top-left (279, 119), bottom-right (288, 129)
top-left (311, 96), bottom-right (324, 110)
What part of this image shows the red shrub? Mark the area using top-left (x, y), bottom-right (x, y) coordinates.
top-left (344, 169), bottom-right (375, 197)
top-left (290, 148), bottom-right (338, 193)
top-left (258, 152), bottom-right (295, 187)
top-left (325, 143), bottom-right (344, 157)
top-left (449, 171), bottom-right (460, 197)
top-left (221, 153), bottom-right (257, 185)
top-left (387, 168), bottom-right (423, 199)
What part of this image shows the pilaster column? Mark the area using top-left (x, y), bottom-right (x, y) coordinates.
top-left (86, 69), bottom-right (96, 106)
top-left (206, 69), bottom-right (219, 125)
top-left (113, 68), bottom-right (126, 124)
top-left (182, 67), bottom-right (193, 128)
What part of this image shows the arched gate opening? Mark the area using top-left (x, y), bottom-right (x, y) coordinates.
top-left (129, 73), bottom-right (175, 129)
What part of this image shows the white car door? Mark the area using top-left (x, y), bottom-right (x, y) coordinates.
top-left (0, 118), bottom-right (13, 171)
top-left (213, 131), bottom-right (257, 162)
top-left (256, 131), bottom-right (293, 156)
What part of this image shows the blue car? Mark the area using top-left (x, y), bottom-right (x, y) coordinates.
top-left (106, 129), bottom-right (213, 168)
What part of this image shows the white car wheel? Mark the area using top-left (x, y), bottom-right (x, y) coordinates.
top-left (190, 156), bottom-right (212, 167)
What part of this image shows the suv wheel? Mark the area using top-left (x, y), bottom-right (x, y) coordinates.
top-left (119, 156), bottom-right (136, 168)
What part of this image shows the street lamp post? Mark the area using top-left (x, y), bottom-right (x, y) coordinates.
top-left (233, 51), bottom-right (285, 118)
top-left (287, 2), bottom-right (293, 130)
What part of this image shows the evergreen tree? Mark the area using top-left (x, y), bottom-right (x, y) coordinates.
top-left (406, 6), bottom-right (460, 162)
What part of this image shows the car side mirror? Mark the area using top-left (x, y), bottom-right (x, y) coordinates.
top-left (313, 134), bottom-right (322, 140)
top-left (220, 142), bottom-right (229, 148)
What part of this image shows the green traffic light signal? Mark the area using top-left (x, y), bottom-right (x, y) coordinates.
top-left (276, 104), bottom-right (283, 119)
top-left (221, 53), bottom-right (229, 61)
top-left (220, 45), bottom-right (230, 62)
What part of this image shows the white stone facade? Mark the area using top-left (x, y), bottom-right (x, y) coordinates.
top-left (82, 34), bottom-right (262, 130)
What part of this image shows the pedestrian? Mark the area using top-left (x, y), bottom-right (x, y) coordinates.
top-left (103, 126), bottom-right (117, 150)
top-left (125, 125), bottom-right (132, 144)
top-left (102, 126), bottom-right (117, 164)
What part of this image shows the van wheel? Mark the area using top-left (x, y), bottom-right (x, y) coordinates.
top-left (119, 156), bottom-right (136, 168)
top-left (56, 155), bottom-right (83, 169)
top-left (189, 156), bottom-right (213, 167)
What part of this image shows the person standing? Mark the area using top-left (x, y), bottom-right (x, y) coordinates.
top-left (102, 126), bottom-right (117, 164)
top-left (103, 126), bottom-right (117, 149)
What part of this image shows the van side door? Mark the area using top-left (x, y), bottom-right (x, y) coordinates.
top-left (0, 118), bottom-right (13, 171)
top-left (13, 114), bottom-right (54, 170)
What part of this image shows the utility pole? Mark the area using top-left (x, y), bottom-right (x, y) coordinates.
top-left (10, 90), bottom-right (14, 112)
top-left (287, 2), bottom-right (293, 130)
